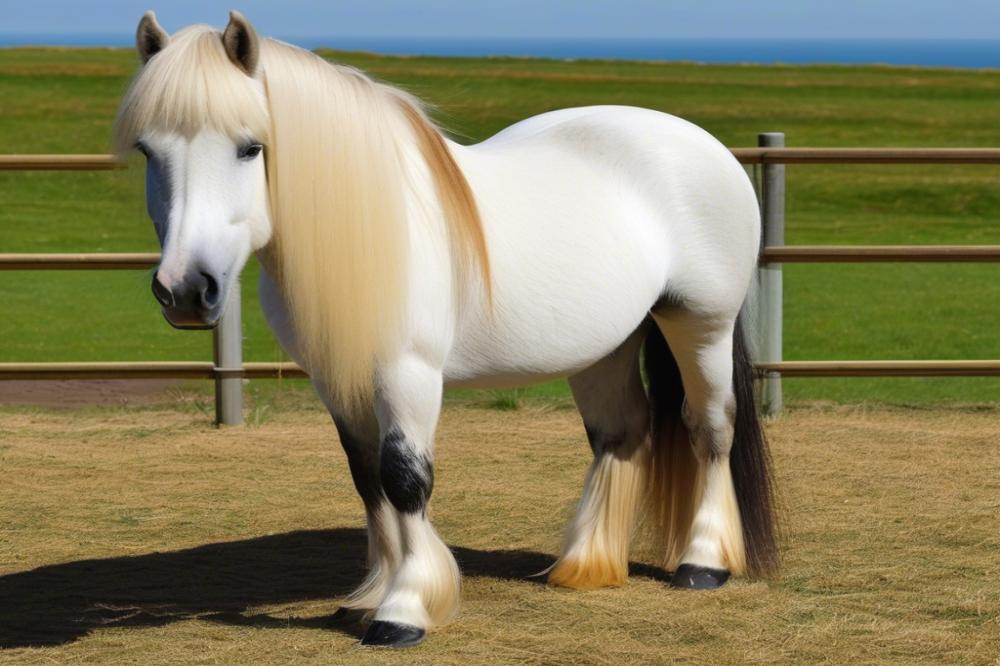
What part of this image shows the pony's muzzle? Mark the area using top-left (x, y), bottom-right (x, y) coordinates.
top-left (152, 269), bottom-right (223, 330)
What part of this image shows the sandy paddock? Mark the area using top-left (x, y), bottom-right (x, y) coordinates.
top-left (1, 401), bottom-right (998, 664)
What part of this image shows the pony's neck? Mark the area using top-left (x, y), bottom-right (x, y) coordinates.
top-left (255, 40), bottom-right (490, 414)
top-left (258, 39), bottom-right (415, 414)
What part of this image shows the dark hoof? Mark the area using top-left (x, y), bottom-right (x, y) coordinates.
top-left (361, 620), bottom-right (426, 648)
top-left (670, 564), bottom-right (730, 590)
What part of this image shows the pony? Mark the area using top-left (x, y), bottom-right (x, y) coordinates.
top-left (114, 11), bottom-right (778, 648)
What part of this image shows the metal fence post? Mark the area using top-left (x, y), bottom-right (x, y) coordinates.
top-left (213, 281), bottom-right (243, 426)
top-left (759, 132), bottom-right (785, 416)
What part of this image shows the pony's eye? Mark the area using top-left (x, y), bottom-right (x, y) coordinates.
top-left (238, 143), bottom-right (263, 160)
top-left (135, 141), bottom-right (150, 158)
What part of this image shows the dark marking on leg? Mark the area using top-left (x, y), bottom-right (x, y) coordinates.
top-left (335, 420), bottom-right (382, 507)
top-left (380, 429), bottom-right (433, 514)
top-left (583, 425), bottom-right (626, 456)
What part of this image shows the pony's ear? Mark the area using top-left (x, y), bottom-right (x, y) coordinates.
top-left (136, 10), bottom-right (169, 64)
top-left (222, 10), bottom-right (260, 76)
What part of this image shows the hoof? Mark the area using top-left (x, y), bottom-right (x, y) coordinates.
top-left (360, 620), bottom-right (426, 648)
top-left (670, 564), bottom-right (730, 590)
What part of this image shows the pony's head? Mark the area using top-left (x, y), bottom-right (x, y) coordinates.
top-left (114, 11), bottom-right (490, 413)
top-left (114, 11), bottom-right (270, 329)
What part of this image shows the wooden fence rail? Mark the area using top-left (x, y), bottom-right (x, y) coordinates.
top-left (3, 141), bottom-right (1000, 421)
top-left (0, 253), bottom-right (159, 270)
top-left (6, 148), bottom-right (1000, 170)
top-left (0, 155), bottom-right (126, 171)
top-left (5, 246), bottom-right (1000, 271)
top-left (4, 360), bottom-right (997, 380)
top-left (732, 147), bottom-right (1000, 165)
top-left (760, 245), bottom-right (1000, 263)
top-left (0, 362), bottom-right (308, 380)
top-left (758, 361), bottom-right (1000, 378)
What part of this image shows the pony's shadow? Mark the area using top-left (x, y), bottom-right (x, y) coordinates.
top-left (0, 529), bottom-right (668, 648)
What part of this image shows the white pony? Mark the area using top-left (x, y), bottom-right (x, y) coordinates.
top-left (115, 11), bottom-right (778, 648)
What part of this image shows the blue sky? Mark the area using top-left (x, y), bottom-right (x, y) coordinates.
top-left (2, 0), bottom-right (999, 39)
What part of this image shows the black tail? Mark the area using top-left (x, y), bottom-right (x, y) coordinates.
top-left (644, 313), bottom-right (779, 577)
top-left (730, 313), bottom-right (779, 576)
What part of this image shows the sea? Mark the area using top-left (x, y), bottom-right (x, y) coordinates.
top-left (0, 36), bottom-right (997, 69)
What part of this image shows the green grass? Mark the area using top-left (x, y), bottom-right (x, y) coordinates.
top-left (1, 48), bottom-right (998, 404)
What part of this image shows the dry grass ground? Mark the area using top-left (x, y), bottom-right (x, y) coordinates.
top-left (1, 401), bottom-right (998, 664)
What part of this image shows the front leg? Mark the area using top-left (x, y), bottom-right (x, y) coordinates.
top-left (330, 415), bottom-right (404, 616)
top-left (361, 354), bottom-right (460, 648)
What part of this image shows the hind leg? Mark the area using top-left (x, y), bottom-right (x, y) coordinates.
top-left (549, 327), bottom-right (650, 589)
top-left (652, 311), bottom-right (745, 588)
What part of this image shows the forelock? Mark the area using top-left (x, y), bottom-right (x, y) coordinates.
top-left (113, 25), bottom-right (269, 153)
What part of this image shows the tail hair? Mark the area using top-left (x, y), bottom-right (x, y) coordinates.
top-left (644, 320), bottom-right (700, 571)
top-left (730, 314), bottom-right (779, 576)
top-left (644, 313), bottom-right (779, 577)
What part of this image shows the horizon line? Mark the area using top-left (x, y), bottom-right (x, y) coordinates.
top-left (3, 33), bottom-right (1000, 41)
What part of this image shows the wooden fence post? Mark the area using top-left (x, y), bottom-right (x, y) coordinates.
top-left (759, 132), bottom-right (785, 416)
top-left (213, 282), bottom-right (243, 426)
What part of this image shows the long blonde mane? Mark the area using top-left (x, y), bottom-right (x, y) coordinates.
top-left (114, 27), bottom-right (490, 415)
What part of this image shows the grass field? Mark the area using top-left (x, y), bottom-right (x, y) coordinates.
top-left (1, 399), bottom-right (998, 664)
top-left (1, 48), bottom-right (999, 404)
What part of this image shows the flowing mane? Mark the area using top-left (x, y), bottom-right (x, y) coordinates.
top-left (114, 26), bottom-right (490, 414)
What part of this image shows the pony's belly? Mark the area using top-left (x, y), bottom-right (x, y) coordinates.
top-left (444, 290), bottom-right (656, 388)
top-left (443, 245), bottom-right (663, 385)
top-left (443, 369), bottom-right (574, 391)
top-left (442, 346), bottom-right (619, 389)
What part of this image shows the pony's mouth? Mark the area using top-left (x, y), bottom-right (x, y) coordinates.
top-left (161, 306), bottom-right (222, 330)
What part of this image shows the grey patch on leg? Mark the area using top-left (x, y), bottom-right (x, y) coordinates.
top-left (380, 429), bottom-right (433, 514)
top-left (681, 402), bottom-right (727, 462)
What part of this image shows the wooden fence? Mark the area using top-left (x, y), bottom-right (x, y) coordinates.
top-left (2, 136), bottom-right (1000, 422)
top-left (745, 134), bottom-right (1000, 414)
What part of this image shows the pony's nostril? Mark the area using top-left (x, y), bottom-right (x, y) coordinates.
top-left (200, 271), bottom-right (220, 308)
top-left (151, 273), bottom-right (174, 308)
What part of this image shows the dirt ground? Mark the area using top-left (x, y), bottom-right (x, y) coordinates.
top-left (0, 402), bottom-right (998, 665)
top-left (0, 380), bottom-right (180, 407)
